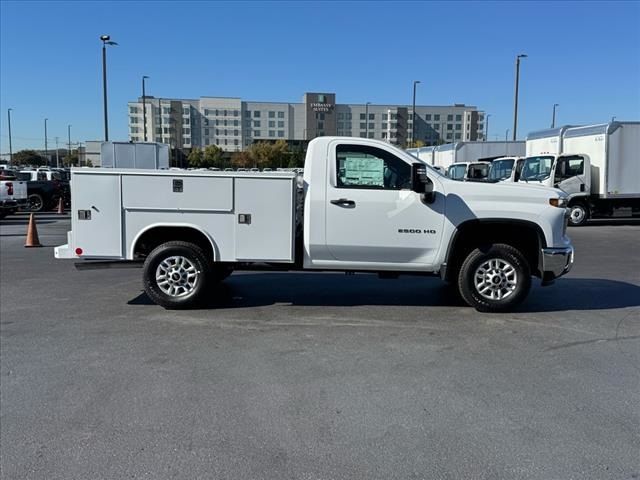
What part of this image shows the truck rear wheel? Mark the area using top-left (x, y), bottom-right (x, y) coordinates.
top-left (28, 194), bottom-right (44, 212)
top-left (568, 202), bottom-right (589, 226)
top-left (457, 244), bottom-right (531, 312)
top-left (143, 241), bottom-right (211, 309)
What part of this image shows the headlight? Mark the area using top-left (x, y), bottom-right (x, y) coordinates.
top-left (549, 197), bottom-right (568, 208)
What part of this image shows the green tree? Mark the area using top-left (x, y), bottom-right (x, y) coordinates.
top-left (187, 148), bottom-right (204, 168)
top-left (202, 145), bottom-right (224, 168)
top-left (231, 151), bottom-right (252, 169)
top-left (14, 150), bottom-right (45, 166)
top-left (248, 140), bottom-right (290, 169)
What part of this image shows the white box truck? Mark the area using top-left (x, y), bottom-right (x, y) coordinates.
top-left (520, 122), bottom-right (640, 226)
top-left (55, 137), bottom-right (573, 312)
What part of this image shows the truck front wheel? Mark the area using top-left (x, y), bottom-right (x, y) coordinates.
top-left (568, 202), bottom-right (589, 226)
top-left (457, 244), bottom-right (531, 312)
top-left (143, 241), bottom-right (211, 309)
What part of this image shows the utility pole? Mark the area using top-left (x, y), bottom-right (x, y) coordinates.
top-left (551, 103), bottom-right (559, 128)
top-left (485, 114), bottom-right (491, 142)
top-left (142, 75), bottom-right (149, 141)
top-left (44, 118), bottom-right (49, 165)
top-left (7, 108), bottom-right (13, 165)
top-left (411, 80), bottom-right (421, 147)
top-left (55, 137), bottom-right (60, 167)
top-left (365, 102), bottom-right (371, 138)
top-left (512, 53), bottom-right (527, 141)
top-left (68, 125), bottom-right (72, 166)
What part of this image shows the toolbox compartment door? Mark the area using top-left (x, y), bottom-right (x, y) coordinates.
top-left (72, 173), bottom-right (123, 257)
top-left (234, 177), bottom-right (295, 262)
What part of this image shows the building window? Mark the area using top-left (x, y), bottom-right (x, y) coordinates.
top-left (204, 119), bottom-right (209, 126)
top-left (185, 138), bottom-right (191, 145)
top-left (254, 111), bottom-right (260, 118)
top-left (381, 132), bottom-right (387, 139)
top-left (447, 133), bottom-right (452, 140)
top-left (346, 113), bottom-right (352, 120)
top-left (318, 121), bottom-right (324, 129)
top-left (447, 124), bottom-right (453, 131)
top-left (224, 130), bottom-right (228, 136)
top-left (360, 131), bottom-right (367, 138)
top-left (269, 111), bottom-right (275, 118)
top-left (234, 130), bottom-right (239, 136)
top-left (360, 113), bottom-right (366, 120)
top-left (205, 138), bottom-right (210, 145)
top-left (224, 120), bottom-right (228, 126)
top-left (163, 107), bottom-right (171, 114)
top-left (338, 113), bottom-right (344, 120)
top-left (130, 117), bottom-right (138, 124)
top-left (278, 131), bottom-right (284, 137)
top-left (156, 128), bottom-right (162, 134)
top-left (368, 123), bottom-right (374, 130)
top-left (269, 120), bottom-right (275, 128)
top-left (390, 113), bottom-right (397, 120)
top-left (455, 133), bottom-right (461, 139)
top-left (245, 111), bottom-right (251, 117)
top-left (205, 128), bottom-right (209, 136)
top-left (360, 123), bottom-right (366, 129)
top-left (163, 127), bottom-right (169, 134)
top-left (434, 114), bottom-right (440, 121)
top-left (447, 114), bottom-right (453, 121)
top-left (216, 129), bottom-right (220, 135)
top-left (204, 109), bottom-right (210, 116)
top-left (234, 120), bottom-right (239, 126)
top-left (338, 122), bottom-right (344, 129)
top-left (224, 110), bottom-right (228, 116)
top-left (455, 124), bottom-right (461, 130)
top-left (434, 124), bottom-right (439, 130)
top-left (382, 114), bottom-right (387, 120)
top-left (425, 114), bottom-right (432, 120)
top-left (254, 121), bottom-right (260, 127)
top-left (278, 111), bottom-right (285, 118)
top-left (245, 120), bottom-right (251, 127)
top-left (254, 130), bottom-right (261, 136)
top-left (269, 130), bottom-right (275, 137)
top-left (369, 114), bottom-right (374, 120)
top-left (155, 136), bottom-right (162, 142)
top-left (455, 114), bottom-right (462, 121)
top-left (184, 117), bottom-right (190, 125)
top-left (234, 139), bottom-right (239, 145)
top-left (129, 106), bottom-right (138, 114)
top-left (278, 121), bottom-right (284, 128)
top-left (382, 122), bottom-right (387, 129)
top-left (182, 128), bottom-right (190, 135)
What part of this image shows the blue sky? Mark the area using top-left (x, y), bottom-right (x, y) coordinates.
top-left (1, 0), bottom-right (639, 151)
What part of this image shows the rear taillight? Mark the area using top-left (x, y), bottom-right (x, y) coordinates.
top-left (6, 182), bottom-right (13, 195)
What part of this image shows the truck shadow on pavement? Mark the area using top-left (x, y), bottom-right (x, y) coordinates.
top-left (128, 273), bottom-right (640, 313)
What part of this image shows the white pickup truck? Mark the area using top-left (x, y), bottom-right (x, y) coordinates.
top-left (55, 137), bottom-right (574, 312)
top-left (0, 176), bottom-right (28, 219)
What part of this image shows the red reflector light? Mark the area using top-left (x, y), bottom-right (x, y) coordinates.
top-left (75, 248), bottom-right (83, 255)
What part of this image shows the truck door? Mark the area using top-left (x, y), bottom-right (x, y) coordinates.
top-left (325, 142), bottom-right (444, 266)
top-left (554, 155), bottom-right (588, 195)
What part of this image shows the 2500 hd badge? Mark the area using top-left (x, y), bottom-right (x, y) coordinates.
top-left (398, 229), bottom-right (437, 234)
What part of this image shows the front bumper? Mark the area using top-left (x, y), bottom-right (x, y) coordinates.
top-left (541, 246), bottom-right (574, 280)
top-left (1, 199), bottom-right (18, 209)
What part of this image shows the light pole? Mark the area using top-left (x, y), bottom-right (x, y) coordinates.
top-left (485, 114), bottom-right (491, 142)
top-left (411, 80), bottom-right (421, 147)
top-left (7, 108), bottom-right (12, 165)
top-left (142, 75), bottom-right (149, 141)
top-left (365, 102), bottom-right (371, 137)
top-left (551, 103), bottom-right (559, 128)
top-left (505, 129), bottom-right (509, 141)
top-left (100, 35), bottom-right (118, 141)
top-left (68, 125), bottom-right (72, 166)
top-left (512, 53), bottom-right (527, 141)
top-left (44, 118), bottom-right (48, 165)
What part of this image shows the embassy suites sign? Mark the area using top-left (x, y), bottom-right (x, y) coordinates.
top-left (309, 102), bottom-right (334, 113)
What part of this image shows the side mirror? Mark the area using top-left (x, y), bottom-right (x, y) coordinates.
top-left (412, 163), bottom-right (435, 202)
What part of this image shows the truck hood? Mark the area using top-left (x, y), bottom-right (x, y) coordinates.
top-left (444, 178), bottom-right (563, 199)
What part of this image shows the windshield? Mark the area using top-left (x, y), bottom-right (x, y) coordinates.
top-left (16, 172), bottom-right (31, 181)
top-left (488, 159), bottom-right (515, 181)
top-left (468, 163), bottom-right (489, 180)
top-left (447, 164), bottom-right (467, 180)
top-left (521, 156), bottom-right (554, 181)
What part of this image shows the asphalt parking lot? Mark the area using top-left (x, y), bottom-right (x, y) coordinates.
top-left (1, 212), bottom-right (639, 480)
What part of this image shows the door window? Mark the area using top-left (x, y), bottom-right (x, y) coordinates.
top-left (555, 155), bottom-right (584, 182)
top-left (335, 144), bottom-right (411, 190)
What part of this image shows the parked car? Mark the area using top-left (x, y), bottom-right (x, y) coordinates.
top-left (16, 170), bottom-right (65, 212)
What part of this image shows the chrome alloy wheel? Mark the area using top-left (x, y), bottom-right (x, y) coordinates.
top-left (473, 258), bottom-right (518, 301)
top-left (570, 205), bottom-right (586, 225)
top-left (155, 256), bottom-right (200, 297)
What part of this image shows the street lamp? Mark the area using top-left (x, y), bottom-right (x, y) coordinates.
top-left (44, 118), bottom-right (48, 165)
top-left (551, 103), bottom-right (559, 128)
top-left (411, 80), bottom-right (421, 147)
top-left (7, 108), bottom-right (13, 165)
top-left (142, 75), bottom-right (149, 141)
top-left (365, 102), bottom-right (371, 137)
top-left (485, 114), bottom-right (491, 142)
top-left (100, 34), bottom-right (118, 141)
top-left (512, 53), bottom-right (527, 141)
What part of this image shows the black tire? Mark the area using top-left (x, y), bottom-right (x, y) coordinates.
top-left (568, 202), bottom-right (589, 227)
top-left (143, 241), bottom-right (211, 309)
top-left (28, 193), bottom-right (44, 212)
top-left (457, 243), bottom-right (531, 312)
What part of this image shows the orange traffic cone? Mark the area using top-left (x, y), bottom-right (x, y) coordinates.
top-left (57, 197), bottom-right (64, 214)
top-left (24, 213), bottom-right (42, 248)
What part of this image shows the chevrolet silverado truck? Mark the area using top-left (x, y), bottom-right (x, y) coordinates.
top-left (0, 173), bottom-right (28, 219)
top-left (55, 137), bottom-right (574, 312)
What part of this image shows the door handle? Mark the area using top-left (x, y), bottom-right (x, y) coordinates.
top-left (330, 198), bottom-right (356, 208)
